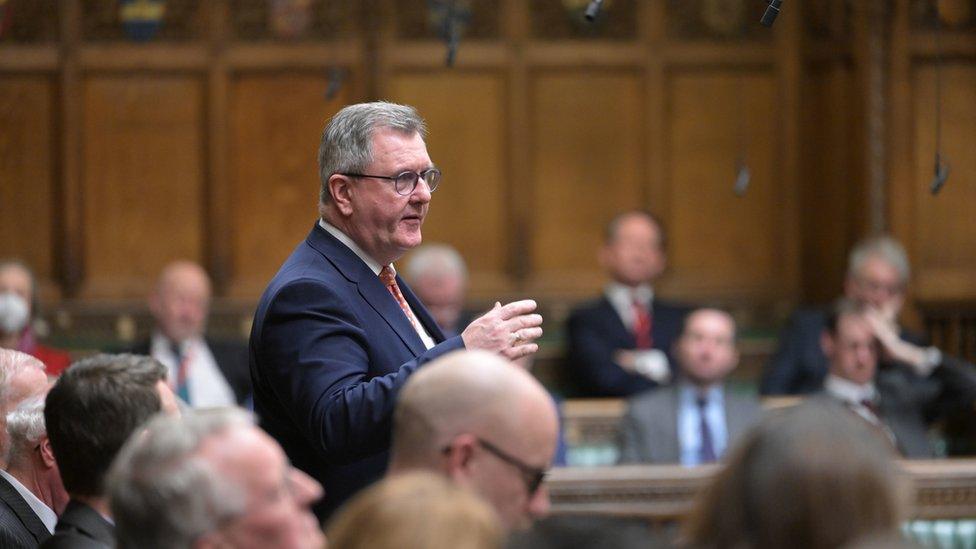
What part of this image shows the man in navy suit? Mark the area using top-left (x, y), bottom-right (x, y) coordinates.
top-left (249, 102), bottom-right (543, 520)
top-left (761, 236), bottom-right (934, 395)
top-left (566, 210), bottom-right (688, 397)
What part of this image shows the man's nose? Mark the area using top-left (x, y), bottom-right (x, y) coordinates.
top-left (410, 179), bottom-right (433, 203)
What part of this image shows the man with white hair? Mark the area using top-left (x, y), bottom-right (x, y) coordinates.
top-left (0, 395), bottom-right (67, 547)
top-left (404, 243), bottom-right (469, 337)
top-left (388, 350), bottom-right (559, 531)
top-left (762, 235), bottom-right (942, 395)
top-left (107, 407), bottom-right (325, 549)
top-left (0, 349), bottom-right (49, 469)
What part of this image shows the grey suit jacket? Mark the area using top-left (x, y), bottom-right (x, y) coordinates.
top-left (618, 384), bottom-right (763, 464)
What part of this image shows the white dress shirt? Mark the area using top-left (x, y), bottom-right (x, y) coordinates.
top-left (150, 332), bottom-right (237, 408)
top-left (320, 219), bottom-right (435, 350)
top-left (824, 374), bottom-right (882, 425)
top-left (604, 282), bottom-right (670, 383)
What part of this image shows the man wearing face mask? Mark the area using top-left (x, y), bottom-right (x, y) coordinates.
top-left (0, 261), bottom-right (70, 376)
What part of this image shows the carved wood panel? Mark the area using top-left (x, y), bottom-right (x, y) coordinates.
top-left (80, 75), bottom-right (205, 298)
top-left (0, 76), bottom-right (56, 292)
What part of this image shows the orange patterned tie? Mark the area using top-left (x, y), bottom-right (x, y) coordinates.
top-left (379, 266), bottom-right (418, 330)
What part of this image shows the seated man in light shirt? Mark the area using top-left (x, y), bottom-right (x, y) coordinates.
top-left (618, 308), bottom-right (762, 465)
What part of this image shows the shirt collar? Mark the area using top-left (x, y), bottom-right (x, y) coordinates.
top-left (0, 469), bottom-right (57, 533)
top-left (605, 282), bottom-right (654, 307)
top-left (319, 218), bottom-right (387, 275)
top-left (824, 373), bottom-right (877, 404)
top-left (678, 381), bottom-right (725, 406)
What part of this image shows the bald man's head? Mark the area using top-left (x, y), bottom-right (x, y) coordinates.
top-left (390, 350), bottom-right (558, 531)
top-left (149, 261), bottom-right (212, 343)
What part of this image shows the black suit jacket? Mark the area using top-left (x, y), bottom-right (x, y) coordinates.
top-left (566, 296), bottom-right (688, 397)
top-left (39, 500), bottom-right (113, 549)
top-left (250, 224), bottom-right (464, 519)
top-left (761, 308), bottom-right (928, 395)
top-left (131, 337), bottom-right (252, 405)
top-left (0, 473), bottom-right (51, 548)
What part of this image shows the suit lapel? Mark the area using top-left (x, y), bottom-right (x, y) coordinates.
top-left (654, 387), bottom-right (681, 463)
top-left (598, 296), bottom-right (635, 346)
top-left (724, 391), bottom-right (747, 443)
top-left (399, 277), bottom-right (446, 343)
top-left (305, 224), bottom-right (427, 356)
top-left (0, 474), bottom-right (50, 542)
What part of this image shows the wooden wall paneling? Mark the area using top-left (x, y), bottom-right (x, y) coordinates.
top-left (776, 0), bottom-right (803, 306)
top-left (911, 62), bottom-right (976, 300)
top-left (225, 72), bottom-right (350, 300)
top-left (644, 0), bottom-right (669, 225)
top-left (60, 0), bottom-right (83, 298)
top-left (664, 69), bottom-right (787, 304)
top-left (207, 0), bottom-right (231, 294)
top-left (526, 70), bottom-right (645, 298)
top-left (504, 0), bottom-right (531, 289)
top-left (390, 71), bottom-right (512, 298)
top-left (888, 0), bottom-right (922, 326)
top-left (0, 76), bottom-right (57, 298)
top-left (799, 59), bottom-right (863, 305)
top-left (80, 75), bottom-right (206, 298)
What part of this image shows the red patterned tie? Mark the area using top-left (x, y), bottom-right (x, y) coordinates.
top-left (632, 299), bottom-right (653, 349)
top-left (379, 266), bottom-right (418, 330)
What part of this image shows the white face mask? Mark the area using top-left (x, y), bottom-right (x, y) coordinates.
top-left (0, 292), bottom-right (30, 335)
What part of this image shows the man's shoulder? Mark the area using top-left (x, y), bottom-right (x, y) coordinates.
top-left (42, 502), bottom-right (113, 549)
top-left (627, 385), bottom-right (677, 412)
top-left (651, 299), bottom-right (691, 320)
top-left (568, 296), bottom-right (613, 320)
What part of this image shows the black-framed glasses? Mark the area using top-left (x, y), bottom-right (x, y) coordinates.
top-left (339, 168), bottom-right (441, 195)
top-left (476, 438), bottom-right (547, 495)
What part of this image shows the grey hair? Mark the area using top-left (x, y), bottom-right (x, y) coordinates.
top-left (404, 243), bottom-right (468, 282)
top-left (317, 101), bottom-right (427, 206)
top-left (0, 349), bottom-right (45, 409)
top-left (107, 408), bottom-right (254, 549)
top-left (6, 395), bottom-right (47, 463)
top-left (847, 236), bottom-right (911, 284)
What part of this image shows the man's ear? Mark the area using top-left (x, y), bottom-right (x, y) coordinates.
top-left (820, 330), bottom-right (835, 357)
top-left (328, 174), bottom-right (355, 217)
top-left (442, 433), bottom-right (477, 485)
top-left (39, 436), bottom-right (57, 469)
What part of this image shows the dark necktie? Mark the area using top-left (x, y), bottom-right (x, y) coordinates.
top-left (632, 299), bottom-right (653, 349)
top-left (697, 396), bottom-right (717, 464)
top-left (170, 341), bottom-right (191, 404)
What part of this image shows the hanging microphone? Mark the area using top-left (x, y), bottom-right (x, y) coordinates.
top-left (734, 161), bottom-right (751, 197)
top-left (584, 0), bottom-right (604, 22)
top-left (930, 153), bottom-right (950, 195)
top-left (760, 0), bottom-right (782, 27)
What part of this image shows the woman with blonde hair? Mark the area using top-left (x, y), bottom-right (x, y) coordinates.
top-left (326, 471), bottom-right (504, 549)
top-left (683, 402), bottom-right (904, 549)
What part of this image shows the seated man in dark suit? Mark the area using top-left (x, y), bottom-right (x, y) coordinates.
top-left (41, 354), bottom-right (179, 548)
top-left (818, 300), bottom-right (976, 458)
top-left (762, 236), bottom-right (932, 395)
top-left (0, 395), bottom-right (67, 548)
top-left (566, 210), bottom-right (688, 397)
top-left (133, 260), bottom-right (251, 407)
top-left (618, 308), bottom-right (762, 464)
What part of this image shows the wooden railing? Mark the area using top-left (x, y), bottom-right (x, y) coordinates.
top-left (546, 460), bottom-right (976, 521)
